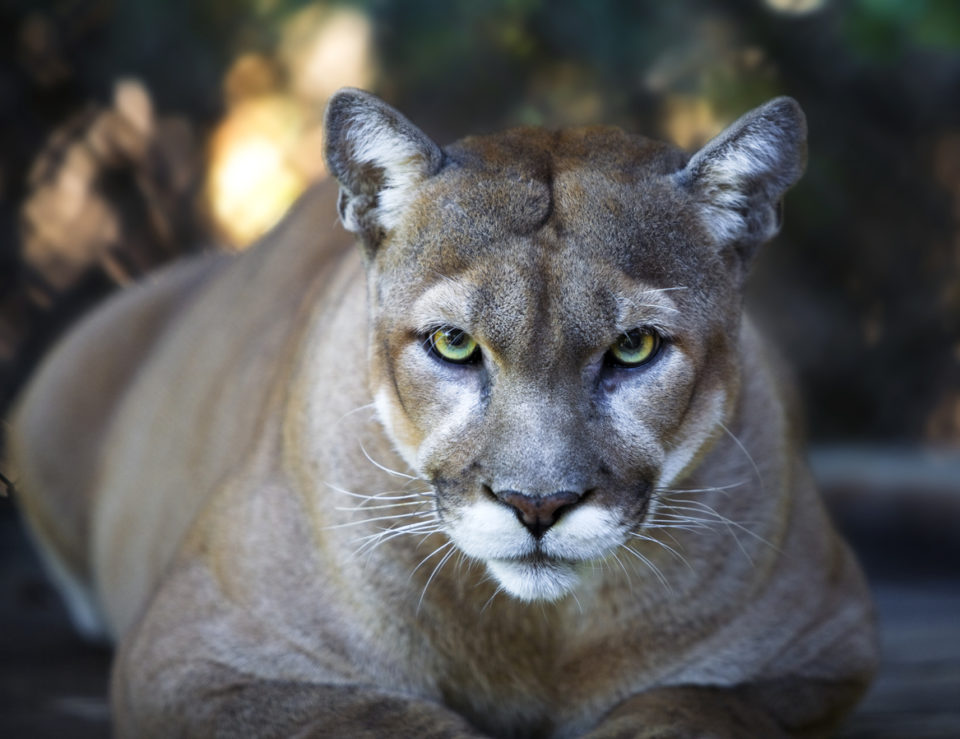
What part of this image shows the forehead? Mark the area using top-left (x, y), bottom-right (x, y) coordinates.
top-left (376, 125), bottom-right (727, 333)
top-left (387, 126), bottom-right (711, 270)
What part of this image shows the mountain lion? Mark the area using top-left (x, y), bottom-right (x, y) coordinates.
top-left (9, 89), bottom-right (877, 737)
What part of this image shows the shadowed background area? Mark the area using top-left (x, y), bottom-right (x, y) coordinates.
top-left (0, 0), bottom-right (958, 736)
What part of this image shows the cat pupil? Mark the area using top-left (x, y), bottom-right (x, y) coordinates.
top-left (621, 331), bottom-right (645, 351)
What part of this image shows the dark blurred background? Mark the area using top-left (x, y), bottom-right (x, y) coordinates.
top-left (0, 0), bottom-right (958, 736)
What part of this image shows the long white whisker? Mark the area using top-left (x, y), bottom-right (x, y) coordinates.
top-left (620, 545), bottom-right (672, 591)
top-left (568, 587), bottom-right (583, 615)
top-left (418, 546), bottom-right (458, 611)
top-left (409, 540), bottom-right (456, 578)
top-left (325, 510), bottom-right (433, 530)
top-left (645, 514), bottom-right (717, 530)
top-left (629, 531), bottom-right (692, 571)
top-left (718, 421), bottom-right (763, 488)
top-left (481, 584), bottom-right (506, 614)
top-left (644, 522), bottom-right (714, 534)
top-left (629, 303), bottom-right (680, 314)
top-left (332, 402), bottom-right (377, 428)
top-left (647, 511), bottom-right (728, 524)
top-left (656, 480), bottom-right (747, 496)
top-left (358, 440), bottom-right (419, 481)
top-left (654, 505), bottom-right (764, 564)
top-left (608, 550), bottom-right (634, 585)
top-left (649, 515), bottom-right (764, 532)
top-left (324, 482), bottom-right (433, 502)
top-left (335, 500), bottom-right (429, 512)
top-left (658, 501), bottom-right (773, 545)
top-left (353, 521), bottom-right (441, 556)
top-left (352, 517), bottom-right (438, 543)
top-left (658, 527), bottom-right (685, 549)
top-left (644, 286), bottom-right (689, 294)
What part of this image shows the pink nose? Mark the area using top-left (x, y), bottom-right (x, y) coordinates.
top-left (494, 489), bottom-right (583, 538)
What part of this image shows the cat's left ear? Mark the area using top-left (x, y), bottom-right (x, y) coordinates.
top-left (324, 88), bottom-right (444, 255)
top-left (675, 97), bottom-right (807, 266)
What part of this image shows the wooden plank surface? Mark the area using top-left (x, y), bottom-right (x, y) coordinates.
top-left (840, 582), bottom-right (960, 738)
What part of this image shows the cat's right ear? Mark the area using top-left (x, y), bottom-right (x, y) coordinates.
top-left (324, 88), bottom-right (444, 253)
top-left (674, 96), bottom-right (806, 270)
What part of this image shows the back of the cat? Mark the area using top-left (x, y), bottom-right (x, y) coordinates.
top-left (8, 253), bottom-right (227, 639)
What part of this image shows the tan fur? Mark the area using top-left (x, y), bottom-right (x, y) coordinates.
top-left (9, 90), bottom-right (877, 737)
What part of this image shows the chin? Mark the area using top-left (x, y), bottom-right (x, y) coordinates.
top-left (485, 557), bottom-right (583, 602)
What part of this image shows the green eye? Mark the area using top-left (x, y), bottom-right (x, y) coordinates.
top-left (608, 329), bottom-right (661, 368)
top-left (429, 327), bottom-right (480, 364)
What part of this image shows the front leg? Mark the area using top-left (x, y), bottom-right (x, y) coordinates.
top-left (113, 671), bottom-right (487, 738)
top-left (582, 686), bottom-right (785, 739)
top-left (112, 626), bottom-right (488, 739)
top-left (109, 565), bottom-right (488, 738)
top-left (582, 679), bottom-right (867, 739)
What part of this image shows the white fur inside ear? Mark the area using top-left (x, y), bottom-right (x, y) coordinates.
top-left (340, 116), bottom-right (430, 233)
top-left (694, 134), bottom-right (781, 244)
top-left (679, 98), bottom-right (805, 247)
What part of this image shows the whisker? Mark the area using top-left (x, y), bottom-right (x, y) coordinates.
top-left (656, 480), bottom-right (747, 496)
top-left (644, 286), bottom-right (689, 294)
top-left (481, 584), bottom-right (506, 614)
top-left (657, 501), bottom-right (773, 545)
top-left (652, 505), bottom-right (769, 565)
top-left (629, 302), bottom-right (680, 314)
top-left (332, 402), bottom-right (377, 428)
top-left (619, 545), bottom-right (672, 591)
top-left (644, 516), bottom-right (716, 531)
top-left (629, 531), bottom-right (692, 571)
top-left (325, 510), bottom-right (433, 530)
top-left (659, 527), bottom-right (685, 549)
top-left (324, 482), bottom-right (433, 502)
top-left (409, 540), bottom-right (456, 578)
top-left (418, 546), bottom-right (458, 611)
top-left (568, 586), bottom-right (584, 615)
top-left (608, 550), bottom-right (634, 586)
top-left (647, 513), bottom-right (764, 531)
top-left (718, 421), bottom-right (763, 488)
top-left (647, 510), bottom-right (722, 522)
top-left (334, 500), bottom-right (430, 512)
top-left (353, 521), bottom-right (441, 557)
top-left (644, 524), bottom-right (715, 536)
top-left (352, 517), bottom-right (438, 543)
top-left (358, 440), bottom-right (419, 481)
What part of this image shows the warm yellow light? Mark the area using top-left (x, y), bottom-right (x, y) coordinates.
top-left (206, 97), bottom-right (306, 248)
top-left (661, 95), bottom-right (725, 151)
top-left (281, 7), bottom-right (374, 104)
top-left (206, 7), bottom-right (376, 247)
top-left (764, 0), bottom-right (827, 14)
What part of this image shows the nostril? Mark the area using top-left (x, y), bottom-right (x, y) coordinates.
top-left (494, 489), bottom-right (582, 538)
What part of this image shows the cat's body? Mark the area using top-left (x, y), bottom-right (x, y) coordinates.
top-left (8, 90), bottom-right (877, 737)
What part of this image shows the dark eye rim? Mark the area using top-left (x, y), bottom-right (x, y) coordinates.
top-left (604, 328), bottom-right (664, 369)
top-left (422, 326), bottom-right (482, 365)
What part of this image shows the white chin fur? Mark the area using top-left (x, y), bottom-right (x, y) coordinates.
top-left (486, 558), bottom-right (581, 602)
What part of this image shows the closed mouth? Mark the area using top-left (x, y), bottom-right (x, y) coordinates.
top-left (484, 554), bottom-right (583, 602)
top-left (497, 549), bottom-right (580, 566)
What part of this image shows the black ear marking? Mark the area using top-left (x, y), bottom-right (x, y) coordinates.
top-left (676, 97), bottom-right (807, 267)
top-left (324, 88), bottom-right (443, 253)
